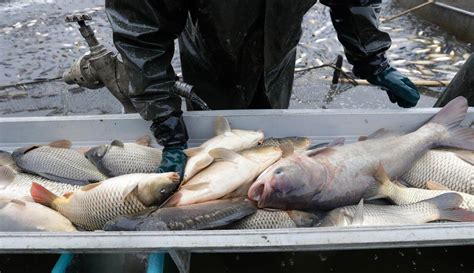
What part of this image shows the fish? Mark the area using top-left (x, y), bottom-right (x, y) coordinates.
top-left (226, 209), bottom-right (319, 229)
top-left (168, 146), bottom-right (282, 206)
top-left (12, 140), bottom-right (108, 185)
top-left (320, 193), bottom-right (474, 227)
top-left (85, 136), bottom-right (163, 177)
top-left (369, 165), bottom-right (474, 210)
top-left (249, 97), bottom-right (474, 210)
top-left (182, 117), bottom-right (264, 182)
top-left (401, 149), bottom-right (473, 194)
top-left (0, 165), bottom-right (81, 199)
top-left (0, 198), bottom-right (76, 232)
top-left (0, 150), bottom-right (19, 171)
top-left (30, 172), bottom-right (180, 230)
top-left (103, 198), bottom-right (256, 231)
top-left (260, 137), bottom-right (311, 152)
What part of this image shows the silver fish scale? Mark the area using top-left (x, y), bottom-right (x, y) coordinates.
top-left (401, 150), bottom-right (474, 194)
top-left (334, 202), bottom-right (440, 226)
top-left (228, 210), bottom-right (296, 229)
top-left (58, 185), bottom-right (149, 231)
top-left (17, 147), bottom-right (107, 183)
top-left (1, 173), bottom-right (81, 198)
top-left (101, 146), bottom-right (162, 176)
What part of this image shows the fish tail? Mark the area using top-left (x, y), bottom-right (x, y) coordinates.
top-left (366, 164), bottom-right (397, 200)
top-left (30, 182), bottom-right (59, 208)
top-left (425, 192), bottom-right (474, 222)
top-left (428, 96), bottom-right (474, 150)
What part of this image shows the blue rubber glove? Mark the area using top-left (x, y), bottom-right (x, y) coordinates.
top-left (367, 67), bottom-right (420, 108)
top-left (158, 144), bottom-right (187, 179)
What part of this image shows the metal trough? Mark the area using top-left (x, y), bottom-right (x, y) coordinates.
top-left (0, 108), bottom-right (473, 273)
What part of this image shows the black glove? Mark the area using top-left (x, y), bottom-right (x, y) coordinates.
top-left (158, 144), bottom-right (187, 179)
top-left (367, 67), bottom-right (420, 108)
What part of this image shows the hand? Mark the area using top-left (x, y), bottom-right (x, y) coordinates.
top-left (158, 144), bottom-right (187, 180)
top-left (367, 67), bottom-right (420, 108)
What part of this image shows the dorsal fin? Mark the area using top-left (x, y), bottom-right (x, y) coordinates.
top-left (358, 136), bottom-right (368, 141)
top-left (352, 199), bottom-right (365, 225)
top-left (48, 139), bottom-right (72, 149)
top-left (208, 148), bottom-right (242, 163)
top-left (135, 135), bottom-right (151, 147)
top-left (214, 117), bottom-right (231, 135)
top-left (110, 140), bottom-right (125, 148)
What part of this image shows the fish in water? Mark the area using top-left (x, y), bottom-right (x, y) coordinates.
top-left (249, 97), bottom-right (474, 210)
top-left (401, 149), bottom-right (473, 194)
top-left (31, 172), bottom-right (179, 230)
top-left (320, 193), bottom-right (474, 227)
top-left (0, 198), bottom-right (76, 232)
top-left (12, 140), bottom-right (108, 185)
top-left (85, 136), bottom-right (163, 177)
top-left (183, 117), bottom-right (264, 182)
top-left (369, 165), bottom-right (474, 210)
top-left (227, 209), bottom-right (319, 229)
top-left (104, 198), bottom-right (256, 231)
top-left (0, 165), bottom-right (81, 199)
top-left (168, 146), bottom-right (282, 207)
top-left (260, 137), bottom-right (311, 152)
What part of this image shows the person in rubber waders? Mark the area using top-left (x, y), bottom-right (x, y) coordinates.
top-left (105, 0), bottom-right (420, 176)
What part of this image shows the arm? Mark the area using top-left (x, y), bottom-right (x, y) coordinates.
top-left (105, 0), bottom-right (189, 146)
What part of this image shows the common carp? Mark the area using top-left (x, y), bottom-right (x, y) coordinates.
top-left (249, 97), bottom-right (474, 210)
top-left (31, 172), bottom-right (179, 230)
top-left (13, 140), bottom-right (107, 185)
top-left (85, 136), bottom-right (163, 177)
top-left (401, 148), bottom-right (473, 194)
top-left (227, 209), bottom-right (318, 229)
top-left (370, 164), bottom-right (474, 210)
top-left (0, 198), bottom-right (76, 232)
top-left (0, 166), bottom-right (81, 199)
top-left (320, 193), bottom-right (474, 227)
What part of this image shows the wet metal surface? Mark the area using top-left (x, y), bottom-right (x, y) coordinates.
top-left (0, 0), bottom-right (471, 116)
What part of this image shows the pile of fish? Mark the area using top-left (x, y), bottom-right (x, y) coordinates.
top-left (0, 97), bottom-right (473, 232)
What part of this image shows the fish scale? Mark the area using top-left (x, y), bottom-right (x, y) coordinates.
top-left (32, 173), bottom-right (178, 231)
top-left (401, 150), bottom-right (474, 194)
top-left (228, 210), bottom-right (297, 229)
top-left (87, 143), bottom-right (162, 177)
top-left (331, 201), bottom-right (442, 226)
top-left (14, 146), bottom-right (107, 184)
top-left (1, 172), bottom-right (81, 199)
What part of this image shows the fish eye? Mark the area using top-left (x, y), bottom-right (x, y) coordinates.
top-left (274, 168), bottom-right (284, 176)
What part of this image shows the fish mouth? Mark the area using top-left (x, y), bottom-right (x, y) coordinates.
top-left (248, 178), bottom-right (274, 208)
